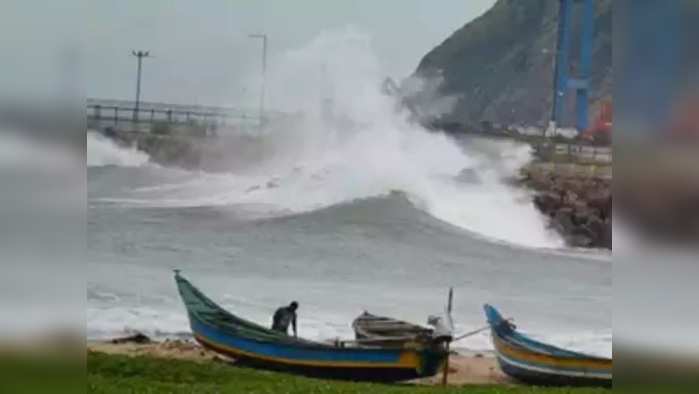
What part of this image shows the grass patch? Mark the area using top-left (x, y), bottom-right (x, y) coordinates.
top-left (0, 353), bottom-right (83, 394)
top-left (87, 351), bottom-right (610, 393)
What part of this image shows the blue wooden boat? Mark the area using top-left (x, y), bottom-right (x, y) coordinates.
top-left (484, 304), bottom-right (612, 387)
top-left (174, 271), bottom-right (448, 381)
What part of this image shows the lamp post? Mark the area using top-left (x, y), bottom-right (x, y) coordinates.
top-left (132, 50), bottom-right (151, 121)
top-left (248, 34), bottom-right (267, 128)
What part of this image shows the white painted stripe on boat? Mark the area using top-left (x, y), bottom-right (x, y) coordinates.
top-left (495, 350), bottom-right (612, 380)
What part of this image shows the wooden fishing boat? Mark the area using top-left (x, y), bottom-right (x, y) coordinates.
top-left (484, 304), bottom-right (612, 387)
top-left (352, 311), bottom-right (434, 347)
top-left (174, 271), bottom-right (448, 381)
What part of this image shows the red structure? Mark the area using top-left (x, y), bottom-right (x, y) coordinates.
top-left (581, 101), bottom-right (612, 144)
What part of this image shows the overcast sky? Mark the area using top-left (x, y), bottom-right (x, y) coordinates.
top-left (2, 1), bottom-right (495, 107)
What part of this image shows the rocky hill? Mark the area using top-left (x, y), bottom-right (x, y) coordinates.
top-left (411, 0), bottom-right (611, 130)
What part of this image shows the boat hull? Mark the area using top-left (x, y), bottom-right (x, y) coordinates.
top-left (492, 334), bottom-right (612, 387)
top-left (195, 334), bottom-right (432, 381)
top-left (175, 272), bottom-right (446, 382)
top-left (496, 357), bottom-right (611, 387)
top-left (189, 315), bottom-right (443, 381)
top-left (484, 304), bottom-right (612, 387)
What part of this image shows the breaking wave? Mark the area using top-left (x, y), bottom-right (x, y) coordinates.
top-left (91, 28), bottom-right (561, 249)
top-left (87, 131), bottom-right (150, 167)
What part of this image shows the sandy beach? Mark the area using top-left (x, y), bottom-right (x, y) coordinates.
top-left (87, 339), bottom-right (511, 386)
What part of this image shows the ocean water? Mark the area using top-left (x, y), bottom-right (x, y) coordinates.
top-left (86, 29), bottom-right (611, 357)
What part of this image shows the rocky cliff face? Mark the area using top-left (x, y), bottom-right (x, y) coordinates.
top-left (412, 0), bottom-right (611, 130)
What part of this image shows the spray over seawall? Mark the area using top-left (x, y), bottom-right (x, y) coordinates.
top-left (251, 27), bottom-right (561, 248)
top-left (88, 28), bottom-right (561, 248)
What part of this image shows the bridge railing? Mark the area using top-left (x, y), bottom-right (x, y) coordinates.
top-left (86, 98), bottom-right (262, 131)
top-left (86, 98), bottom-right (254, 117)
top-left (86, 104), bottom-right (257, 126)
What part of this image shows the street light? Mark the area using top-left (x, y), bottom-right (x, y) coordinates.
top-left (248, 34), bottom-right (267, 128)
top-left (132, 50), bottom-right (151, 121)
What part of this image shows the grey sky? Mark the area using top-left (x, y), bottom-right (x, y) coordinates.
top-left (80, 1), bottom-right (495, 107)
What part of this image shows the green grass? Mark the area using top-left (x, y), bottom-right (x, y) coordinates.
top-left (0, 353), bottom-right (83, 394)
top-left (87, 352), bottom-right (609, 394)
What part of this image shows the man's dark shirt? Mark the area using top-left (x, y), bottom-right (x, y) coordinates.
top-left (272, 306), bottom-right (297, 335)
